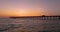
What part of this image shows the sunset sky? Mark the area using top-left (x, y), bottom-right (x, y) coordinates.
top-left (0, 0), bottom-right (60, 17)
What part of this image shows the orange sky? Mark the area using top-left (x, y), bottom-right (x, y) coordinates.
top-left (0, 9), bottom-right (43, 17)
top-left (0, 0), bottom-right (60, 17)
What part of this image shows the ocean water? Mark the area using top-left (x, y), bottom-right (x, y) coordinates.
top-left (0, 18), bottom-right (60, 32)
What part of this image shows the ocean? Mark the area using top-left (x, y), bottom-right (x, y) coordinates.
top-left (0, 17), bottom-right (60, 32)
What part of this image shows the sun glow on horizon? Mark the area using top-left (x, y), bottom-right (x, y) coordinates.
top-left (0, 9), bottom-right (43, 17)
top-left (14, 10), bottom-right (42, 16)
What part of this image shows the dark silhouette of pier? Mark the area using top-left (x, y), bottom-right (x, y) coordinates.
top-left (9, 16), bottom-right (60, 20)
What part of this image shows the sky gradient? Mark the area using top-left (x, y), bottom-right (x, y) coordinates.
top-left (0, 0), bottom-right (60, 17)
